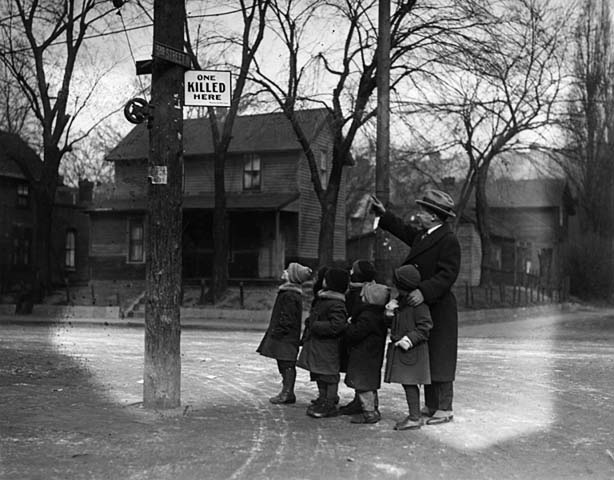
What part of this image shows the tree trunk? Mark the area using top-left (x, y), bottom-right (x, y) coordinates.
top-left (318, 187), bottom-right (339, 267)
top-left (143, 0), bottom-right (184, 409)
top-left (475, 165), bottom-right (494, 286)
top-left (33, 145), bottom-right (62, 299)
top-left (211, 148), bottom-right (229, 302)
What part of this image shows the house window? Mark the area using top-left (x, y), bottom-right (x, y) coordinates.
top-left (65, 229), bottom-right (76, 270)
top-left (17, 183), bottom-right (29, 207)
top-left (128, 219), bottom-right (144, 263)
top-left (318, 150), bottom-right (328, 188)
top-left (12, 226), bottom-right (32, 265)
top-left (243, 154), bottom-right (261, 191)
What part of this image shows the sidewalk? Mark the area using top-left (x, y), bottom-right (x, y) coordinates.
top-left (0, 302), bottom-right (586, 330)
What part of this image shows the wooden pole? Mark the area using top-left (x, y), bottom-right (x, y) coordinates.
top-left (374, 0), bottom-right (391, 282)
top-left (143, 0), bottom-right (185, 409)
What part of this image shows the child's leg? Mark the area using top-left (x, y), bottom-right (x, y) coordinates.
top-left (269, 360), bottom-right (296, 404)
top-left (403, 384), bottom-right (420, 420)
top-left (393, 384), bottom-right (422, 430)
top-left (308, 379), bottom-right (339, 418)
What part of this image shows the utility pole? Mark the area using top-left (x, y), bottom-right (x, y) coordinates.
top-left (375, 0), bottom-right (391, 281)
top-left (143, 0), bottom-right (186, 409)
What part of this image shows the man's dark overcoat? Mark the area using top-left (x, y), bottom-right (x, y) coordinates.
top-left (297, 291), bottom-right (347, 376)
top-left (257, 287), bottom-right (303, 361)
top-left (343, 303), bottom-right (388, 391)
top-left (379, 211), bottom-right (461, 382)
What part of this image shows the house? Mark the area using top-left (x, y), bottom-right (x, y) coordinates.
top-left (87, 109), bottom-right (347, 286)
top-left (0, 131), bottom-right (90, 295)
top-left (346, 177), bottom-right (572, 287)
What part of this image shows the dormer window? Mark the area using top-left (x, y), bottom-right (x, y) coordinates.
top-left (243, 154), bottom-right (261, 191)
top-left (17, 183), bottom-right (29, 207)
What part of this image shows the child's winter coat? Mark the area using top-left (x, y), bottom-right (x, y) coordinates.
top-left (257, 284), bottom-right (303, 361)
top-left (344, 302), bottom-right (388, 391)
top-left (384, 297), bottom-right (433, 385)
top-left (297, 290), bottom-right (347, 375)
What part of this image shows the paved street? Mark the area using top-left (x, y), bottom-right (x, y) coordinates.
top-left (1, 307), bottom-right (614, 479)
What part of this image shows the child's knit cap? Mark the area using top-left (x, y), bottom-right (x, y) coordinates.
top-left (393, 264), bottom-right (421, 292)
top-left (350, 259), bottom-right (377, 283)
top-left (361, 282), bottom-right (390, 306)
top-left (287, 262), bottom-right (312, 284)
top-left (324, 267), bottom-right (350, 294)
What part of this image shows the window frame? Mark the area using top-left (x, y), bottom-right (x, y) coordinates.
top-left (12, 225), bottom-right (32, 266)
top-left (127, 218), bottom-right (145, 264)
top-left (64, 229), bottom-right (77, 271)
top-left (16, 182), bottom-right (30, 208)
top-left (243, 153), bottom-right (261, 191)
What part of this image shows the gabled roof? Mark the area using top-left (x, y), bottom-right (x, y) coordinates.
top-left (0, 131), bottom-right (42, 181)
top-left (486, 178), bottom-right (565, 208)
top-left (449, 177), bottom-right (566, 210)
top-left (107, 108), bottom-right (331, 161)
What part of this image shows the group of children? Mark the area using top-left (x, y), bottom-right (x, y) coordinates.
top-left (256, 259), bottom-right (433, 430)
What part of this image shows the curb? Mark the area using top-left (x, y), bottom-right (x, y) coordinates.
top-left (0, 303), bottom-right (581, 331)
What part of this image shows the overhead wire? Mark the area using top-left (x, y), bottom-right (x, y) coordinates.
top-left (117, 9), bottom-right (146, 95)
top-left (0, 8), bottom-right (244, 56)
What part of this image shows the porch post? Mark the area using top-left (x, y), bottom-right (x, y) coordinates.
top-left (275, 210), bottom-right (282, 275)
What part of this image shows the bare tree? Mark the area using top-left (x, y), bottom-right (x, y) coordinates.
top-left (251, 0), bottom-right (489, 267)
top-left (59, 123), bottom-right (119, 187)
top-left (183, 0), bottom-right (269, 302)
top-left (0, 0), bottom-right (119, 292)
top-left (403, 0), bottom-right (569, 283)
top-left (561, 0), bottom-right (614, 236)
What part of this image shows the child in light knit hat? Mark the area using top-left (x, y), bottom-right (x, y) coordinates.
top-left (257, 262), bottom-right (312, 404)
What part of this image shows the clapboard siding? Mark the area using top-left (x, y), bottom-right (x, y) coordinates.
top-left (491, 208), bottom-right (561, 244)
top-left (151, 151), bottom-right (301, 196)
top-left (90, 256), bottom-right (146, 280)
top-left (113, 160), bottom-right (147, 198)
top-left (297, 126), bottom-right (346, 262)
top-left (90, 214), bottom-right (130, 257)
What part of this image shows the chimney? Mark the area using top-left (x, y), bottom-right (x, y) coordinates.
top-left (78, 179), bottom-right (94, 203)
top-left (441, 177), bottom-right (455, 189)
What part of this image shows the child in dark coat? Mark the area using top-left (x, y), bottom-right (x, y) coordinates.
top-left (384, 264), bottom-right (433, 430)
top-left (343, 281), bottom-right (390, 424)
top-left (297, 267), bottom-right (349, 418)
top-left (339, 259), bottom-right (377, 415)
top-left (257, 262), bottom-right (312, 404)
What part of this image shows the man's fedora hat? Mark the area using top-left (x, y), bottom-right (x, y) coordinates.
top-left (416, 189), bottom-right (456, 218)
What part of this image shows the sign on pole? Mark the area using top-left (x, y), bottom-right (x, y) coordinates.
top-left (153, 42), bottom-right (191, 69)
top-left (184, 70), bottom-right (232, 107)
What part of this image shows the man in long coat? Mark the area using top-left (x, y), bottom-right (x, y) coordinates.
top-left (371, 189), bottom-right (461, 425)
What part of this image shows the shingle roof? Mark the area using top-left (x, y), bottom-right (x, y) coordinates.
top-left (450, 178), bottom-right (565, 209)
top-left (486, 178), bottom-right (565, 208)
top-left (106, 108), bottom-right (330, 161)
top-left (0, 131), bottom-right (43, 180)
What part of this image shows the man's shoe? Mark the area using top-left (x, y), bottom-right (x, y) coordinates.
top-left (339, 398), bottom-right (363, 416)
top-left (425, 410), bottom-right (453, 425)
top-left (420, 406), bottom-right (436, 417)
top-left (394, 416), bottom-right (422, 430)
top-left (350, 410), bottom-right (381, 424)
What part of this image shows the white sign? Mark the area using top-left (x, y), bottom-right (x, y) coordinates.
top-left (184, 70), bottom-right (231, 107)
